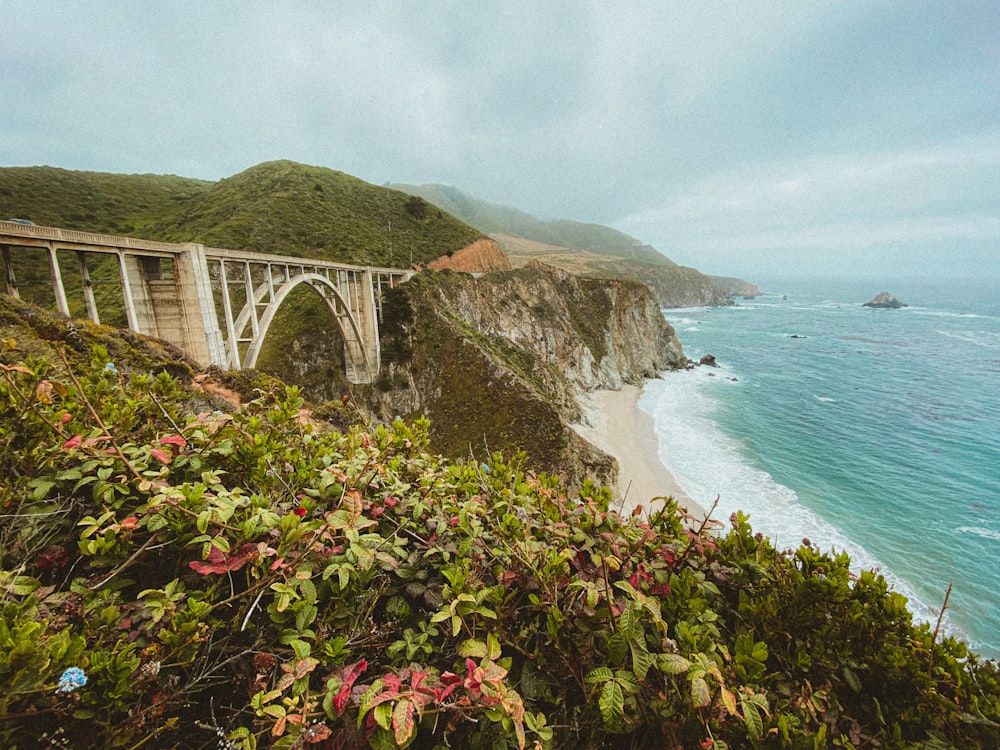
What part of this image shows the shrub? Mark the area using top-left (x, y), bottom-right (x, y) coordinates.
top-left (1, 345), bottom-right (998, 748)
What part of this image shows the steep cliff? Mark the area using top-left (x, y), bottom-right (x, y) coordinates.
top-left (369, 261), bottom-right (685, 489)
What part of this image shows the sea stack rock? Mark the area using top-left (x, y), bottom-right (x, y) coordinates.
top-left (863, 291), bottom-right (907, 309)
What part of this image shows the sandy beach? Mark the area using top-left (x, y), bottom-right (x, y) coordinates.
top-left (572, 385), bottom-right (706, 521)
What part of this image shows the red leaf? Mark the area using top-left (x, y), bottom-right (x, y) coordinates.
top-left (158, 435), bottom-right (187, 448)
top-left (304, 724), bottom-right (332, 743)
top-left (188, 545), bottom-right (249, 575)
top-left (150, 448), bottom-right (172, 464)
top-left (333, 659), bottom-right (368, 715)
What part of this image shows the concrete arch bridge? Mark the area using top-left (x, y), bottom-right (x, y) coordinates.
top-left (0, 220), bottom-right (411, 384)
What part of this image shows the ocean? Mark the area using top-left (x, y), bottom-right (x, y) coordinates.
top-left (643, 276), bottom-right (1000, 659)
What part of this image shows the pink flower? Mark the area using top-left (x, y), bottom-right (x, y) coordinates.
top-left (62, 435), bottom-right (82, 450)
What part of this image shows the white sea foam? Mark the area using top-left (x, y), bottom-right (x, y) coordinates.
top-left (814, 395), bottom-right (836, 403)
top-left (937, 330), bottom-right (1000, 349)
top-left (640, 369), bottom-right (948, 631)
top-left (956, 526), bottom-right (1000, 542)
top-left (911, 308), bottom-right (988, 319)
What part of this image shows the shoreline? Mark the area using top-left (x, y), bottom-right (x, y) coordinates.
top-left (572, 384), bottom-right (706, 522)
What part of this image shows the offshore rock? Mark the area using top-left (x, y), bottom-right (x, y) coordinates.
top-left (863, 291), bottom-right (908, 309)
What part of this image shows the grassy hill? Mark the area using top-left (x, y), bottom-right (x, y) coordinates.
top-left (0, 165), bottom-right (210, 235)
top-left (390, 183), bottom-right (758, 306)
top-left (144, 161), bottom-right (481, 266)
top-left (0, 161), bottom-right (482, 268)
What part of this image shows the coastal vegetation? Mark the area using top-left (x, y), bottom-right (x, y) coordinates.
top-left (2, 302), bottom-right (999, 749)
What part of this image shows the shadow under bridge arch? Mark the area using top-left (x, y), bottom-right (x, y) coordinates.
top-left (241, 271), bottom-right (380, 385)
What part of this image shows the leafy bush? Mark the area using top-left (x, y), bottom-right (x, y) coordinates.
top-left (1, 343), bottom-right (999, 749)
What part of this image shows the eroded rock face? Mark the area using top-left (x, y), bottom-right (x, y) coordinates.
top-left (435, 261), bottom-right (684, 395)
top-left (426, 238), bottom-right (512, 273)
top-left (863, 291), bottom-right (908, 309)
top-left (371, 261), bottom-right (686, 490)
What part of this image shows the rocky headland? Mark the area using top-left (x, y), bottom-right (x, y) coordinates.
top-left (369, 260), bottom-right (687, 492)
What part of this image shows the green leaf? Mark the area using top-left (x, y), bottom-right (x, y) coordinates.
top-left (741, 698), bottom-right (763, 739)
top-left (607, 631), bottom-right (628, 665)
top-left (392, 698), bottom-right (416, 745)
top-left (842, 666), bottom-right (862, 693)
top-left (599, 680), bottom-right (625, 731)
top-left (373, 701), bottom-right (392, 731)
top-left (631, 641), bottom-right (653, 681)
top-left (690, 675), bottom-right (711, 708)
top-left (8, 575), bottom-right (41, 596)
top-left (29, 478), bottom-right (55, 500)
top-left (457, 638), bottom-right (488, 658)
top-left (658, 653), bottom-right (691, 675)
top-left (585, 667), bottom-right (614, 685)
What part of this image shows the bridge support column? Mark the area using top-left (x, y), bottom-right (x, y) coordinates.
top-left (342, 270), bottom-right (381, 384)
top-left (118, 253), bottom-right (159, 336)
top-left (116, 246), bottom-right (227, 369)
top-left (46, 243), bottom-right (71, 318)
top-left (2, 246), bottom-right (19, 299)
top-left (77, 251), bottom-right (100, 324)
top-left (177, 244), bottom-right (228, 368)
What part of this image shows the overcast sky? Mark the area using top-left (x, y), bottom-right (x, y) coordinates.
top-left (3, 1), bottom-right (998, 279)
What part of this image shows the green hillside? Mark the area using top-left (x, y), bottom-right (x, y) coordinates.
top-left (145, 161), bottom-right (482, 266)
top-left (0, 162), bottom-right (483, 268)
top-left (0, 166), bottom-right (210, 235)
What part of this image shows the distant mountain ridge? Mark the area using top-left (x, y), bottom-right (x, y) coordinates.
top-left (390, 182), bottom-right (758, 306)
top-left (389, 183), bottom-right (669, 263)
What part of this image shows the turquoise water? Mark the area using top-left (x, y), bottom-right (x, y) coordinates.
top-left (643, 277), bottom-right (1000, 658)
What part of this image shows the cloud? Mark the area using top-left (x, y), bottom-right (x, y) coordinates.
top-left (2, 1), bottom-right (998, 278)
top-left (618, 138), bottom-right (1000, 271)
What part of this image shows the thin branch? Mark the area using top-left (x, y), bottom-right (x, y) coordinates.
top-left (90, 536), bottom-right (158, 590)
top-left (929, 582), bottom-right (954, 675)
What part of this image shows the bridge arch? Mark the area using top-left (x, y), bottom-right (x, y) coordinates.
top-left (241, 272), bottom-right (377, 383)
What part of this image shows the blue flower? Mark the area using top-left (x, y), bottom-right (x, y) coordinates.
top-left (55, 667), bottom-right (87, 694)
top-left (103, 362), bottom-right (118, 376)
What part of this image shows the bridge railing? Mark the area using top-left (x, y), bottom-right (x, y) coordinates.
top-left (0, 220), bottom-right (182, 253)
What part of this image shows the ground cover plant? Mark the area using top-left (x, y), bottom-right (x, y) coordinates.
top-left (1, 341), bottom-right (999, 749)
